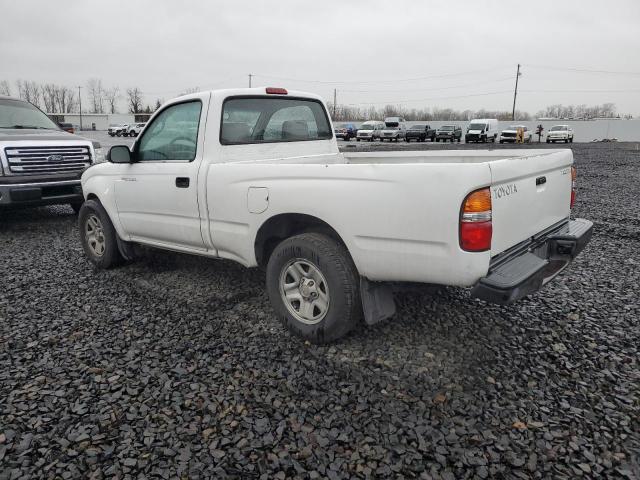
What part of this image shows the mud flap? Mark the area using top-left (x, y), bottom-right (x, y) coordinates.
top-left (360, 278), bottom-right (396, 325)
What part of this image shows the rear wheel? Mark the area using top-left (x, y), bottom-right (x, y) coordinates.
top-left (79, 199), bottom-right (123, 269)
top-left (266, 233), bottom-right (361, 343)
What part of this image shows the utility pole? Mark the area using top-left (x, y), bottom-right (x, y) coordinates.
top-left (333, 89), bottom-right (337, 119)
top-left (248, 74), bottom-right (253, 88)
top-left (77, 86), bottom-right (83, 131)
top-left (511, 64), bottom-right (521, 121)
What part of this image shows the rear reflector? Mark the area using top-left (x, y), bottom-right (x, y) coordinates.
top-left (460, 187), bottom-right (492, 252)
top-left (266, 87), bottom-right (288, 95)
top-left (570, 165), bottom-right (577, 209)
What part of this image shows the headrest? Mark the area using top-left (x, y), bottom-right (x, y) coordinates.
top-left (223, 122), bottom-right (251, 143)
top-left (282, 120), bottom-right (309, 140)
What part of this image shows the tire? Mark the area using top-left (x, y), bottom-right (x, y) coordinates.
top-left (357, 138), bottom-right (360, 142)
top-left (78, 199), bottom-right (123, 269)
top-left (546, 139), bottom-right (550, 143)
top-left (405, 137), bottom-right (409, 142)
top-left (131, 131), bottom-right (137, 137)
top-left (116, 131), bottom-right (122, 137)
top-left (122, 132), bottom-right (128, 137)
top-left (266, 232), bottom-right (361, 343)
top-left (569, 137), bottom-right (573, 143)
top-left (108, 133), bottom-right (114, 137)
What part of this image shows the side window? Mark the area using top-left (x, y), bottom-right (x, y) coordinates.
top-left (221, 97), bottom-right (332, 144)
top-left (137, 101), bottom-right (202, 161)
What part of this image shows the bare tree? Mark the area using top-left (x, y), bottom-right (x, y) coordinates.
top-left (56, 87), bottom-right (76, 113)
top-left (87, 78), bottom-right (105, 113)
top-left (42, 83), bottom-right (59, 112)
top-left (0, 80), bottom-right (11, 96)
top-left (16, 80), bottom-right (42, 107)
top-left (154, 98), bottom-right (163, 111)
top-left (104, 86), bottom-right (120, 114)
top-left (126, 87), bottom-right (143, 114)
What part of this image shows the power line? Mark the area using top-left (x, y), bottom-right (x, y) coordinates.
top-left (340, 76), bottom-right (514, 94)
top-left (526, 64), bottom-right (640, 76)
top-left (252, 66), bottom-right (511, 86)
top-left (521, 88), bottom-right (640, 93)
top-left (346, 90), bottom-right (513, 106)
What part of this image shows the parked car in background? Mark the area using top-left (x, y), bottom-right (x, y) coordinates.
top-left (58, 122), bottom-right (75, 134)
top-left (0, 95), bottom-right (102, 213)
top-left (499, 125), bottom-right (532, 144)
top-left (334, 123), bottom-right (357, 141)
top-left (547, 125), bottom-right (574, 143)
top-left (356, 121), bottom-right (385, 141)
top-left (465, 119), bottom-right (499, 143)
top-left (124, 123), bottom-right (146, 137)
top-left (80, 87), bottom-right (592, 343)
top-left (380, 116), bottom-right (406, 142)
top-left (436, 125), bottom-right (462, 142)
top-left (405, 124), bottom-right (436, 142)
top-left (108, 124), bottom-right (126, 137)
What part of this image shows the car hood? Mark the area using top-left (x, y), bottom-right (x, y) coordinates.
top-left (0, 128), bottom-right (86, 142)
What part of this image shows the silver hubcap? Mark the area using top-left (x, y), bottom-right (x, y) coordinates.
top-left (85, 214), bottom-right (106, 257)
top-left (279, 259), bottom-right (330, 325)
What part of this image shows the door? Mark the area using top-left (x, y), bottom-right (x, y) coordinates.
top-left (114, 98), bottom-right (208, 250)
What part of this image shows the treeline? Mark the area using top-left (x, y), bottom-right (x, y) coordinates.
top-left (0, 79), bottom-right (163, 114)
top-left (535, 103), bottom-right (622, 120)
top-left (326, 103), bottom-right (532, 121)
top-left (326, 102), bottom-right (625, 121)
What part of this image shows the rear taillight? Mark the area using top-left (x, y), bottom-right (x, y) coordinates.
top-left (570, 166), bottom-right (577, 209)
top-left (460, 187), bottom-right (492, 252)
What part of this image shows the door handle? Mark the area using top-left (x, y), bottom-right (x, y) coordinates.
top-left (175, 177), bottom-right (190, 188)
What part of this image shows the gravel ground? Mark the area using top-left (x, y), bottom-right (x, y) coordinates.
top-left (1, 143), bottom-right (639, 479)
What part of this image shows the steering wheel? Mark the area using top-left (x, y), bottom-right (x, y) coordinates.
top-left (170, 136), bottom-right (196, 146)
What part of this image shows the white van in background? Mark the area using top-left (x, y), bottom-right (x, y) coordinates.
top-left (380, 117), bottom-right (407, 142)
top-left (465, 119), bottom-right (499, 143)
top-left (356, 121), bottom-right (386, 142)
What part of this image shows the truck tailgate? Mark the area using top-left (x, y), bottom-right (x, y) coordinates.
top-left (489, 150), bottom-right (573, 256)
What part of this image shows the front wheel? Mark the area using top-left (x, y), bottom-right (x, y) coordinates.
top-left (79, 199), bottom-right (123, 269)
top-left (266, 233), bottom-right (361, 344)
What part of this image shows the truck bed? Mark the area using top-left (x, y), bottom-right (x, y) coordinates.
top-left (341, 149), bottom-right (561, 165)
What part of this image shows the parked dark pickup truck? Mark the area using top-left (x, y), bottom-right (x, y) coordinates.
top-left (405, 124), bottom-right (436, 142)
top-left (0, 96), bottom-right (102, 212)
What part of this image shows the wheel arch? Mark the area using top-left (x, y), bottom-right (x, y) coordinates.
top-left (254, 213), bottom-right (348, 267)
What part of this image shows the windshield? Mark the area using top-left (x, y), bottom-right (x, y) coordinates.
top-left (0, 98), bottom-right (60, 130)
top-left (359, 123), bottom-right (376, 130)
top-left (385, 122), bottom-right (399, 128)
top-left (468, 123), bottom-right (486, 130)
top-left (551, 126), bottom-right (567, 131)
top-left (440, 126), bottom-right (454, 131)
top-left (410, 125), bottom-right (425, 130)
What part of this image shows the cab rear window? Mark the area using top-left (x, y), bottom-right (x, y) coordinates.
top-left (220, 97), bottom-right (333, 145)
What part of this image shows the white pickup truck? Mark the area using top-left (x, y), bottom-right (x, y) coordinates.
top-left (79, 87), bottom-right (592, 343)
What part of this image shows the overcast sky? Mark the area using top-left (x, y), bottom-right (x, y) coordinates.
top-left (3, 0), bottom-right (640, 115)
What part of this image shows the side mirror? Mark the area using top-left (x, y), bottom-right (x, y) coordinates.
top-left (107, 145), bottom-right (132, 163)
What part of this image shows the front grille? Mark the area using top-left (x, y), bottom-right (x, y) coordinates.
top-left (502, 132), bottom-right (516, 137)
top-left (5, 145), bottom-right (92, 175)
